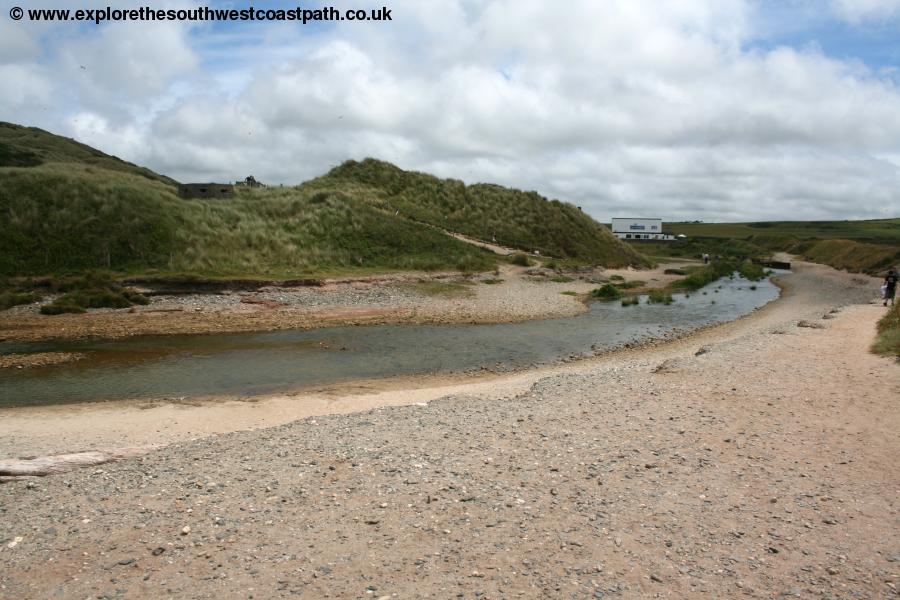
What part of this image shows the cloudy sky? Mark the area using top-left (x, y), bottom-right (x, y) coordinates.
top-left (2, 0), bottom-right (900, 222)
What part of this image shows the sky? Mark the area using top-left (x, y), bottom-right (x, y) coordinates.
top-left (1, 0), bottom-right (900, 223)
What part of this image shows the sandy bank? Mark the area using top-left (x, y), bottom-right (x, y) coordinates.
top-left (0, 260), bottom-right (896, 599)
top-left (0, 260), bottom-right (880, 458)
top-left (0, 262), bottom-right (697, 343)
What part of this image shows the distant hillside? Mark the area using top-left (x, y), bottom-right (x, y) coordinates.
top-left (670, 219), bottom-right (900, 246)
top-left (666, 219), bottom-right (900, 274)
top-left (0, 122), bottom-right (177, 186)
top-left (0, 127), bottom-right (648, 278)
top-left (305, 159), bottom-right (650, 267)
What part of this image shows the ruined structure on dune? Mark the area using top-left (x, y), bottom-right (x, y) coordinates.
top-left (234, 175), bottom-right (265, 188)
top-left (177, 183), bottom-right (234, 199)
top-left (178, 176), bottom-right (264, 199)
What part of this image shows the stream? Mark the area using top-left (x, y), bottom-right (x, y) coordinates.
top-left (0, 273), bottom-right (783, 408)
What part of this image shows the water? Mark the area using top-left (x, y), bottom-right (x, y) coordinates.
top-left (0, 274), bottom-right (783, 408)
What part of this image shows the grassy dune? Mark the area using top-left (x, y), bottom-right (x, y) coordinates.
top-left (0, 163), bottom-right (497, 278)
top-left (0, 122), bottom-right (175, 185)
top-left (792, 239), bottom-right (900, 275)
top-left (1, 123), bottom-right (652, 280)
top-left (306, 159), bottom-right (651, 268)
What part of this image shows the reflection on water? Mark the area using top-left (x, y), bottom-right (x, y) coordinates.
top-left (0, 274), bottom-right (783, 407)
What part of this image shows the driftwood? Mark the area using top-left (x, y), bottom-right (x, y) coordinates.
top-left (0, 446), bottom-right (160, 481)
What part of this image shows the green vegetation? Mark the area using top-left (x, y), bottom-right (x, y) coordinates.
top-left (609, 275), bottom-right (625, 282)
top-left (560, 290), bottom-right (578, 296)
top-left (621, 296), bottom-right (640, 307)
top-left (0, 122), bottom-right (175, 185)
top-left (0, 291), bottom-right (40, 310)
top-left (614, 280), bottom-right (645, 289)
top-left (657, 219), bottom-right (899, 275)
top-left (669, 260), bottom-right (741, 291)
top-left (37, 272), bottom-right (149, 315)
top-left (670, 219), bottom-right (900, 246)
top-left (627, 237), bottom-right (766, 263)
top-left (666, 259), bottom-right (764, 291)
top-left (311, 159), bottom-right (651, 267)
top-left (873, 304), bottom-right (900, 360)
top-left (795, 239), bottom-right (900, 275)
top-left (0, 163), bottom-right (497, 278)
top-left (590, 284), bottom-right (623, 300)
top-left (1, 125), bottom-right (650, 280)
top-left (738, 262), bottom-right (766, 281)
top-left (550, 275), bottom-right (575, 283)
top-left (404, 281), bottom-right (475, 298)
top-left (647, 289), bottom-right (674, 305)
top-left (481, 278), bottom-right (504, 285)
top-left (509, 253), bottom-right (533, 267)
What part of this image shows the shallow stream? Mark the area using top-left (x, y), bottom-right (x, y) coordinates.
top-left (0, 274), bottom-right (782, 408)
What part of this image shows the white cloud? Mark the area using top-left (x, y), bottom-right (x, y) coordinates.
top-left (832, 0), bottom-right (900, 22)
top-left (1, 0), bottom-right (898, 221)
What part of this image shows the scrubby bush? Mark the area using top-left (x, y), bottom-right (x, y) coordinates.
top-left (615, 280), bottom-right (645, 289)
top-left (0, 291), bottom-right (40, 310)
top-left (590, 284), bottom-right (622, 300)
top-left (621, 296), bottom-right (640, 306)
top-left (738, 261), bottom-right (766, 281)
top-left (873, 303), bottom-right (900, 359)
top-left (510, 253), bottom-right (533, 267)
top-left (647, 289), bottom-right (674, 305)
top-left (38, 271), bottom-right (149, 314)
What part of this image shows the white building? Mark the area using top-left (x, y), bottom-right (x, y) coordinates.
top-left (611, 218), bottom-right (675, 241)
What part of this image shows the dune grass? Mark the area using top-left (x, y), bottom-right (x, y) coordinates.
top-left (35, 272), bottom-right (149, 314)
top-left (794, 239), bottom-right (899, 275)
top-left (1, 124), bottom-right (651, 280)
top-left (658, 218), bottom-right (899, 275)
top-left (873, 303), bottom-right (900, 360)
top-left (590, 284), bottom-right (623, 300)
top-left (0, 163), bottom-right (499, 279)
top-left (405, 281), bottom-right (475, 298)
top-left (669, 260), bottom-right (740, 291)
top-left (0, 122), bottom-right (176, 185)
top-left (647, 289), bottom-right (674, 304)
top-left (308, 159), bottom-right (651, 267)
top-left (0, 291), bottom-right (40, 310)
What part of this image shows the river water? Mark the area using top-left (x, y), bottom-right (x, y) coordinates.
top-left (0, 274), bottom-right (782, 408)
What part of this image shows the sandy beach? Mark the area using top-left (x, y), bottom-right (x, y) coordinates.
top-left (0, 260), bottom-right (897, 599)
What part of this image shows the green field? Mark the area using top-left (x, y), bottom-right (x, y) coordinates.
top-left (0, 123), bottom-right (649, 281)
top-left (629, 218), bottom-right (900, 275)
top-left (669, 219), bottom-right (900, 245)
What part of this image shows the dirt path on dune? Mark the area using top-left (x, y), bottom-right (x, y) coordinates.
top-left (0, 260), bottom-right (897, 599)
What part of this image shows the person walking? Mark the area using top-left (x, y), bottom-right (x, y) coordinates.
top-left (884, 268), bottom-right (898, 307)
